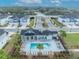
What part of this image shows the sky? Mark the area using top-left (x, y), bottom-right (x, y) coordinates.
top-left (0, 0), bottom-right (79, 8)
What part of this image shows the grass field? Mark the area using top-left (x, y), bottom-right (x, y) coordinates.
top-left (50, 19), bottom-right (64, 27)
top-left (64, 33), bottom-right (79, 48)
top-left (3, 33), bottom-right (21, 59)
top-left (62, 33), bottom-right (79, 59)
top-left (28, 19), bottom-right (35, 28)
top-left (3, 33), bottom-right (19, 53)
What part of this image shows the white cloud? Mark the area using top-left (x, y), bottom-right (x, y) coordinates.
top-left (19, 0), bottom-right (42, 4)
top-left (50, 0), bottom-right (61, 6)
top-left (51, 0), bottom-right (61, 3)
top-left (15, 2), bottom-right (24, 6)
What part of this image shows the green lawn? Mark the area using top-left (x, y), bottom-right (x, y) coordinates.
top-left (42, 21), bottom-right (48, 28)
top-left (64, 33), bottom-right (79, 48)
top-left (28, 19), bottom-right (35, 28)
top-left (42, 19), bottom-right (48, 28)
top-left (50, 19), bottom-right (64, 27)
top-left (3, 33), bottom-right (20, 53)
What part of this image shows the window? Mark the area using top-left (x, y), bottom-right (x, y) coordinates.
top-left (52, 37), bottom-right (57, 40)
top-left (35, 36), bottom-right (37, 40)
top-left (31, 36), bottom-right (33, 40)
top-left (27, 36), bottom-right (29, 40)
top-left (45, 36), bottom-right (47, 39)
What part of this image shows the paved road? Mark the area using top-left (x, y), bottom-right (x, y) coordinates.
top-left (35, 17), bottom-right (43, 29)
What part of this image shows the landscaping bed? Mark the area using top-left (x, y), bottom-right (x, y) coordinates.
top-left (50, 18), bottom-right (64, 27)
top-left (28, 19), bottom-right (35, 28)
top-left (42, 19), bottom-right (48, 28)
top-left (42, 21), bottom-right (48, 28)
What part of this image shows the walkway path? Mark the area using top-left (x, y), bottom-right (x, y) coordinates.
top-left (69, 49), bottom-right (79, 52)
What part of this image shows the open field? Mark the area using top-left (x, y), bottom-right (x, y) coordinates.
top-left (64, 33), bottom-right (79, 48)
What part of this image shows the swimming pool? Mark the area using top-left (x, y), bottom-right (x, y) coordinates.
top-left (30, 43), bottom-right (50, 49)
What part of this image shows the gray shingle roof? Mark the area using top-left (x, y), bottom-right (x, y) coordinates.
top-left (42, 30), bottom-right (57, 35)
top-left (21, 29), bottom-right (57, 36)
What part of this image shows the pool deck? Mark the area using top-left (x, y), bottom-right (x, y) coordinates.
top-left (20, 40), bottom-right (65, 55)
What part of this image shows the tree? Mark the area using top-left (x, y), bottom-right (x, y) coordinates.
top-left (37, 43), bottom-right (44, 50)
top-left (13, 33), bottom-right (21, 57)
top-left (60, 30), bottom-right (67, 37)
top-left (0, 50), bottom-right (8, 59)
top-left (37, 43), bottom-right (44, 55)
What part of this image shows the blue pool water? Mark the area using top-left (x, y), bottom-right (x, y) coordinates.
top-left (30, 43), bottom-right (50, 49)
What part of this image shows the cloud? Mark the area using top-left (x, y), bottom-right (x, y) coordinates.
top-left (51, 0), bottom-right (61, 3)
top-left (19, 0), bottom-right (42, 4)
top-left (50, 0), bottom-right (61, 6)
top-left (15, 2), bottom-right (24, 6)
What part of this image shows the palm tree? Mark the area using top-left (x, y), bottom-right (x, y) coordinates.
top-left (37, 43), bottom-right (44, 49)
top-left (59, 30), bottom-right (67, 38)
top-left (37, 43), bottom-right (44, 55)
top-left (12, 33), bottom-right (21, 57)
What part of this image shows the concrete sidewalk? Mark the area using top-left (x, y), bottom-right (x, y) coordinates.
top-left (69, 49), bottom-right (79, 52)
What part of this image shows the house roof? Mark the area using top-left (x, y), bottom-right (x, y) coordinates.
top-left (0, 29), bottom-right (5, 36)
top-left (21, 29), bottom-right (42, 36)
top-left (42, 30), bottom-right (57, 35)
top-left (21, 29), bottom-right (57, 36)
top-left (0, 15), bottom-right (8, 19)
